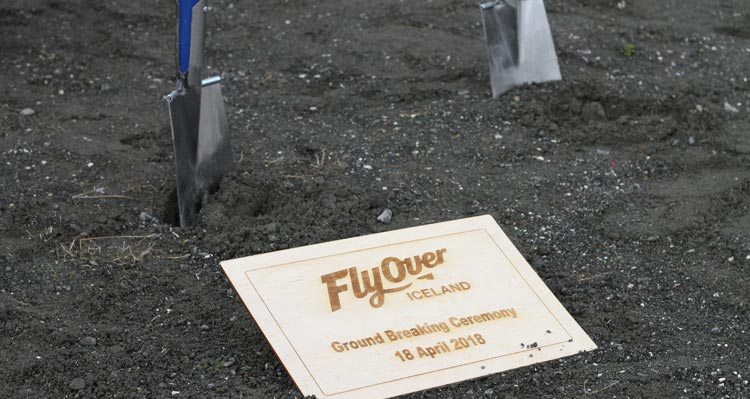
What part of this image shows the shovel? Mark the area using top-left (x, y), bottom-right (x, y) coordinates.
top-left (166, 0), bottom-right (232, 227)
top-left (480, 0), bottom-right (561, 97)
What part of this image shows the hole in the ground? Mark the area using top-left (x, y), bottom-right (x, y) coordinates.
top-left (251, 190), bottom-right (272, 217)
top-left (162, 179), bottom-right (227, 227)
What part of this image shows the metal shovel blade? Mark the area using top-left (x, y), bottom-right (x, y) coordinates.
top-left (166, 76), bottom-right (232, 227)
top-left (195, 77), bottom-right (232, 203)
top-left (167, 81), bottom-right (202, 227)
top-left (481, 0), bottom-right (561, 97)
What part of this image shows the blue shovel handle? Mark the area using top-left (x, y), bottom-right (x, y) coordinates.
top-left (178, 0), bottom-right (201, 74)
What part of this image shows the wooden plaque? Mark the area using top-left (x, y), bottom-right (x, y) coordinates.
top-left (221, 215), bottom-right (596, 399)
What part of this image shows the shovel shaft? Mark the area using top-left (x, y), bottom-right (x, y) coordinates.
top-left (178, 0), bottom-right (201, 74)
top-left (177, 0), bottom-right (206, 88)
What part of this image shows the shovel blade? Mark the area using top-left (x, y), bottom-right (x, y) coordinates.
top-left (167, 85), bottom-right (202, 227)
top-left (166, 77), bottom-right (232, 227)
top-left (481, 0), bottom-right (561, 97)
top-left (481, 0), bottom-right (519, 96)
top-left (195, 80), bottom-right (233, 198)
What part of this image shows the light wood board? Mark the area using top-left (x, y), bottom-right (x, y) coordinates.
top-left (221, 215), bottom-right (597, 399)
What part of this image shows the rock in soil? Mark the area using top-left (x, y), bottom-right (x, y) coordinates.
top-left (724, 102), bottom-right (740, 113)
top-left (581, 102), bottom-right (607, 121)
top-left (138, 211), bottom-right (153, 222)
top-left (377, 208), bottom-right (393, 224)
top-left (69, 378), bottom-right (86, 390)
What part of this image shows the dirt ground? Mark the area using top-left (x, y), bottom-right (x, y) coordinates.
top-left (2, 0), bottom-right (749, 398)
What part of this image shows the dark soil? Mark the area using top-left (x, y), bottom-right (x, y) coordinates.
top-left (2, 0), bottom-right (749, 398)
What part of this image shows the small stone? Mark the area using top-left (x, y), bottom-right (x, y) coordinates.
top-left (646, 235), bottom-right (659, 242)
top-left (313, 176), bottom-right (325, 185)
top-left (711, 327), bottom-right (721, 334)
top-left (100, 83), bottom-right (111, 91)
top-left (283, 181), bottom-right (295, 189)
top-left (20, 108), bottom-right (35, 116)
top-left (484, 389), bottom-right (494, 395)
top-left (69, 378), bottom-right (86, 390)
top-left (605, 229), bottom-right (622, 241)
top-left (724, 102), bottom-right (740, 114)
top-left (179, 264), bottom-right (189, 271)
top-left (226, 288), bottom-right (234, 297)
top-left (138, 211), bottom-right (153, 222)
top-left (688, 136), bottom-right (695, 145)
top-left (263, 223), bottom-right (279, 234)
top-left (222, 357), bottom-right (236, 368)
top-left (377, 208), bottom-right (393, 224)
top-left (80, 336), bottom-right (97, 347)
top-left (207, 383), bottom-right (216, 389)
top-left (581, 102), bottom-right (607, 122)
top-left (201, 324), bottom-right (209, 330)
top-left (4, 266), bottom-right (11, 272)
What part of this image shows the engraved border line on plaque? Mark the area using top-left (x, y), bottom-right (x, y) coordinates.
top-left (242, 228), bottom-right (575, 396)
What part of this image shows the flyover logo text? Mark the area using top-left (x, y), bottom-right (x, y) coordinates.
top-left (320, 248), bottom-right (450, 312)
